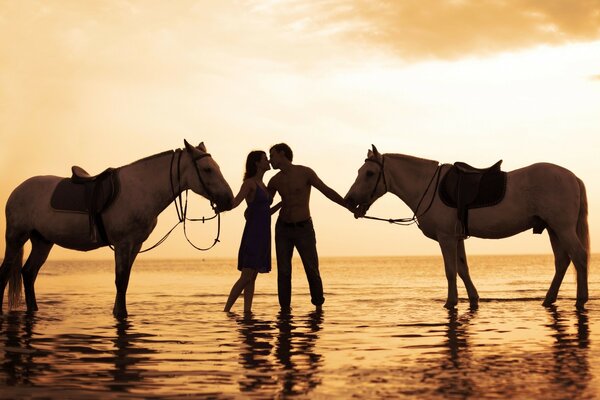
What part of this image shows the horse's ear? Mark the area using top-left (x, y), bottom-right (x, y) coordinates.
top-left (184, 139), bottom-right (194, 152)
top-left (367, 149), bottom-right (374, 158)
top-left (372, 144), bottom-right (380, 156)
top-left (198, 142), bottom-right (207, 153)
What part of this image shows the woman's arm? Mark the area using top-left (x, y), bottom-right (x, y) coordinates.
top-left (231, 180), bottom-right (253, 210)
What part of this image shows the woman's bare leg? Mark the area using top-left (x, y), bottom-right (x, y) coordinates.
top-left (243, 271), bottom-right (258, 313)
top-left (224, 268), bottom-right (258, 312)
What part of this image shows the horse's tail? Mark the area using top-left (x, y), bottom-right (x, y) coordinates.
top-left (7, 246), bottom-right (24, 310)
top-left (576, 178), bottom-right (590, 264)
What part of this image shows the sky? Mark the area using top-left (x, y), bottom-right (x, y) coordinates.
top-left (1, 0), bottom-right (599, 260)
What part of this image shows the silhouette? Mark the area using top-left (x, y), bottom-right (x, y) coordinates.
top-left (0, 140), bottom-right (234, 318)
top-left (346, 145), bottom-right (589, 309)
top-left (268, 143), bottom-right (347, 310)
top-left (274, 310), bottom-right (324, 396)
top-left (224, 151), bottom-right (281, 313)
top-left (547, 306), bottom-right (590, 395)
top-left (107, 319), bottom-right (156, 393)
top-left (1, 312), bottom-right (53, 386)
top-left (231, 312), bottom-right (277, 393)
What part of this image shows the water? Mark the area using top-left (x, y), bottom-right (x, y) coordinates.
top-left (1, 255), bottom-right (599, 399)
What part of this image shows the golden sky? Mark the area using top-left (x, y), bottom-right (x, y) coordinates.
top-left (1, 1), bottom-right (599, 260)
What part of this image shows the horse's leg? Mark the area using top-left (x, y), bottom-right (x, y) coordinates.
top-left (21, 233), bottom-right (54, 312)
top-left (556, 230), bottom-right (588, 308)
top-left (543, 229), bottom-right (571, 307)
top-left (112, 243), bottom-right (142, 319)
top-left (457, 240), bottom-right (479, 309)
top-left (439, 237), bottom-right (459, 309)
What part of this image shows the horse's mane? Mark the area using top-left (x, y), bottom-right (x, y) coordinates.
top-left (384, 153), bottom-right (439, 167)
top-left (121, 149), bottom-right (177, 169)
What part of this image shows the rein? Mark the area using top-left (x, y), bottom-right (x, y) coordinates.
top-left (361, 156), bottom-right (442, 226)
top-left (109, 148), bottom-right (222, 253)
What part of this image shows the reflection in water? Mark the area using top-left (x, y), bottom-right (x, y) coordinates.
top-left (275, 309), bottom-right (324, 397)
top-left (233, 313), bottom-right (276, 393)
top-left (231, 310), bottom-right (324, 398)
top-left (108, 318), bottom-right (155, 393)
top-left (1, 312), bottom-right (52, 386)
top-left (432, 309), bottom-right (477, 397)
top-left (547, 307), bottom-right (590, 395)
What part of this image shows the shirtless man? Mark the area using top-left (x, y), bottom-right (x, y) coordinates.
top-left (267, 143), bottom-right (347, 311)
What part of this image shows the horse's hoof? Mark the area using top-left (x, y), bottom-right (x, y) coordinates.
top-left (469, 301), bottom-right (479, 310)
top-left (576, 300), bottom-right (587, 310)
top-left (443, 302), bottom-right (457, 310)
top-left (542, 299), bottom-right (556, 307)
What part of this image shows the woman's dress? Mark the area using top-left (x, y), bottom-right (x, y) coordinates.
top-left (237, 183), bottom-right (271, 273)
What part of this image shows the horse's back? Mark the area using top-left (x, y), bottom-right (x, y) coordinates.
top-left (6, 176), bottom-right (63, 220)
top-left (507, 162), bottom-right (582, 220)
top-left (8, 175), bottom-right (62, 203)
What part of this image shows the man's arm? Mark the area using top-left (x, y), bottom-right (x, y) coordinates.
top-left (307, 168), bottom-right (347, 208)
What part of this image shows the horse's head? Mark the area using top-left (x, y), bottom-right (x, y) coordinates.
top-left (183, 140), bottom-right (234, 212)
top-left (344, 145), bottom-right (387, 218)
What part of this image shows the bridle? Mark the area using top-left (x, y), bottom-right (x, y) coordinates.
top-left (108, 147), bottom-right (222, 253)
top-left (360, 155), bottom-right (442, 226)
top-left (365, 156), bottom-right (387, 200)
top-left (170, 147), bottom-right (222, 251)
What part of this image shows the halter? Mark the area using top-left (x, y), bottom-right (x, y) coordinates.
top-left (361, 155), bottom-right (442, 226)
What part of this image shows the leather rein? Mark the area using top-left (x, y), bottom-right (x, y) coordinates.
top-left (360, 156), bottom-right (442, 226)
top-left (110, 147), bottom-right (222, 253)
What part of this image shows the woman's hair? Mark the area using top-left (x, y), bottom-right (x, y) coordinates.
top-left (244, 150), bottom-right (266, 180)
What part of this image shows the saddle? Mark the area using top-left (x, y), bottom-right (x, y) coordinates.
top-left (439, 160), bottom-right (506, 237)
top-left (50, 166), bottom-right (120, 243)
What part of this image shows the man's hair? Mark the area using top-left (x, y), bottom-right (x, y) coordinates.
top-left (270, 143), bottom-right (293, 161)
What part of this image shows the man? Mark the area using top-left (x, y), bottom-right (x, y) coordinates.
top-left (267, 143), bottom-right (347, 311)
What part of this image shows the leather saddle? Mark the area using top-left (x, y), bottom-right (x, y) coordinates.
top-left (50, 166), bottom-right (120, 243)
top-left (439, 160), bottom-right (506, 236)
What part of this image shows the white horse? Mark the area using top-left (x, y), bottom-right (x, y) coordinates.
top-left (345, 146), bottom-right (589, 309)
top-left (0, 140), bottom-right (234, 318)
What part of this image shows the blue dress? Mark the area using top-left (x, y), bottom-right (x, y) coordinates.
top-left (237, 183), bottom-right (271, 273)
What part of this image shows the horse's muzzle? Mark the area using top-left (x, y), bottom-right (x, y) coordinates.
top-left (214, 195), bottom-right (233, 212)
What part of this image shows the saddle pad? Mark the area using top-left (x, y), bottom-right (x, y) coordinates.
top-left (439, 166), bottom-right (507, 209)
top-left (50, 174), bottom-right (119, 213)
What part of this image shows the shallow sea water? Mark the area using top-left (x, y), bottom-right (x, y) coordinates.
top-left (1, 255), bottom-right (599, 399)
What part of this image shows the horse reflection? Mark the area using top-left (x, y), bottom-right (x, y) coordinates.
top-left (0, 312), bottom-right (53, 386)
top-left (547, 306), bottom-right (590, 394)
top-left (275, 310), bottom-right (324, 396)
top-left (107, 319), bottom-right (156, 393)
top-left (430, 309), bottom-right (477, 397)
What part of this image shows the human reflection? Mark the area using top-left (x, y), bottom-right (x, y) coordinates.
top-left (275, 309), bottom-right (324, 397)
top-left (107, 318), bottom-right (156, 393)
top-left (435, 309), bottom-right (477, 397)
top-left (547, 306), bottom-right (590, 395)
top-left (0, 312), bottom-right (52, 386)
top-left (231, 312), bottom-right (277, 393)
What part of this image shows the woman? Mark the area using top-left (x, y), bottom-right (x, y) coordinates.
top-left (224, 150), bottom-right (280, 313)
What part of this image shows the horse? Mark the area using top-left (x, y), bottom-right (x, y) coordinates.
top-left (0, 140), bottom-right (234, 318)
top-left (345, 145), bottom-right (589, 310)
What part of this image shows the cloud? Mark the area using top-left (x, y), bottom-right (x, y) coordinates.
top-left (592, 74), bottom-right (600, 80)
top-left (257, 0), bottom-right (600, 60)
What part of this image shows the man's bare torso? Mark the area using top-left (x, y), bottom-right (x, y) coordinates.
top-left (269, 165), bottom-right (313, 223)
